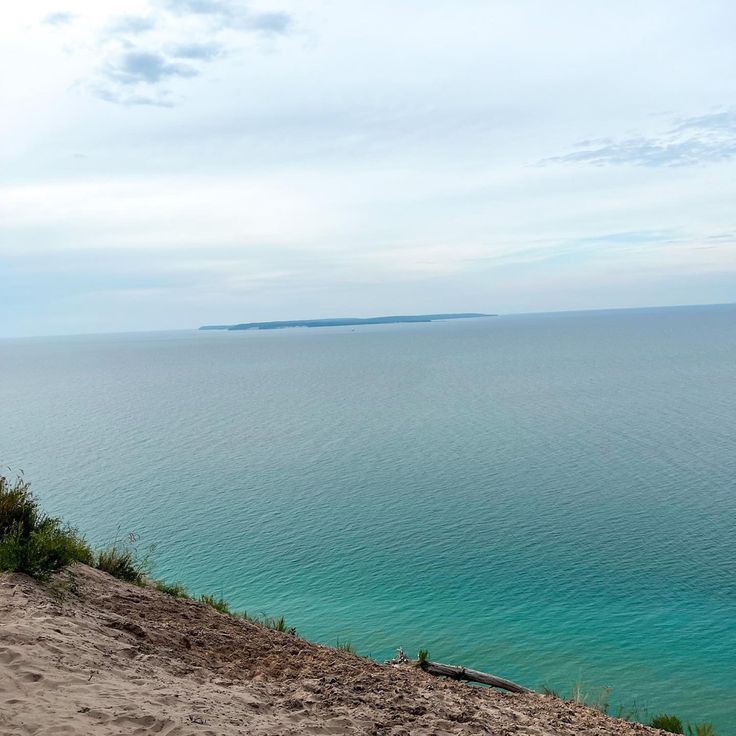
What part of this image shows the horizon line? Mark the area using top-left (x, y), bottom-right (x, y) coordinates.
top-left (2, 300), bottom-right (734, 341)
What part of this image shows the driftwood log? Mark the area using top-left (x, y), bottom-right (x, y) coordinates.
top-left (385, 649), bottom-right (530, 694)
top-left (419, 661), bottom-right (530, 694)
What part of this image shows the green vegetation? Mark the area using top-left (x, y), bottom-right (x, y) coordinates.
top-left (239, 611), bottom-right (296, 635)
top-left (417, 648), bottom-right (429, 666)
top-left (154, 579), bottom-right (190, 598)
top-left (539, 681), bottom-right (719, 736)
top-left (614, 702), bottom-right (647, 724)
top-left (0, 470), bottom-right (302, 640)
top-left (0, 473), bottom-right (93, 580)
top-left (199, 595), bottom-right (296, 635)
top-left (541, 684), bottom-right (561, 698)
top-left (0, 472), bottom-right (153, 585)
top-left (199, 593), bottom-right (231, 614)
top-left (96, 544), bottom-right (145, 584)
top-left (568, 682), bottom-right (612, 714)
top-left (254, 614), bottom-right (291, 634)
top-left (646, 715), bottom-right (716, 735)
top-left (335, 639), bottom-right (356, 654)
top-left (651, 714), bottom-right (684, 733)
top-left (687, 724), bottom-right (717, 736)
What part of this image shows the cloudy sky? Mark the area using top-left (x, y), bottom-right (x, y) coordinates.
top-left (2, 0), bottom-right (735, 337)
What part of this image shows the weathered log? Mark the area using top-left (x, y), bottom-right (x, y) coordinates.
top-left (383, 649), bottom-right (530, 695)
top-left (420, 660), bottom-right (530, 694)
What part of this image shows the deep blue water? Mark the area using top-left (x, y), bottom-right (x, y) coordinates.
top-left (2, 305), bottom-right (735, 732)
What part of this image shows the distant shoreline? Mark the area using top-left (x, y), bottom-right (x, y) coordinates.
top-left (199, 312), bottom-right (495, 331)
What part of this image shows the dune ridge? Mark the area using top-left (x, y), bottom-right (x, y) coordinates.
top-left (0, 563), bottom-right (665, 735)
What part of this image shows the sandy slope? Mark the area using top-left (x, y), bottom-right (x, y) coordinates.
top-left (0, 564), bottom-right (662, 735)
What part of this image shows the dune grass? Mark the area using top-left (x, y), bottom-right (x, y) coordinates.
top-left (152, 577), bottom-right (296, 635)
top-left (153, 579), bottom-right (191, 598)
top-left (199, 593), bottom-right (231, 614)
top-left (96, 542), bottom-right (146, 585)
top-left (335, 639), bottom-right (356, 654)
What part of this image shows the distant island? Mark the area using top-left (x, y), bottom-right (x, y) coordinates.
top-left (199, 313), bottom-right (494, 331)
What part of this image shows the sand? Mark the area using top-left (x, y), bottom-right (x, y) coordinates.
top-left (1, 564), bottom-right (663, 735)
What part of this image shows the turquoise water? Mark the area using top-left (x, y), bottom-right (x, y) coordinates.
top-left (2, 305), bottom-right (735, 732)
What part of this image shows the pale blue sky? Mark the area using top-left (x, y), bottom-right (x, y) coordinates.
top-left (1, 0), bottom-right (735, 336)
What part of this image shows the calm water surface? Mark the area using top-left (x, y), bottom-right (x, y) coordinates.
top-left (2, 305), bottom-right (735, 731)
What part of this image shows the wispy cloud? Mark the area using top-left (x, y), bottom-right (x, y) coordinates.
top-left (162, 0), bottom-right (291, 32)
top-left (164, 0), bottom-right (231, 16)
top-left (43, 11), bottom-right (76, 27)
top-left (106, 15), bottom-right (157, 35)
top-left (90, 85), bottom-right (175, 108)
top-left (168, 41), bottom-right (222, 60)
top-left (544, 110), bottom-right (736, 167)
top-left (104, 50), bottom-right (197, 86)
top-left (673, 110), bottom-right (736, 133)
top-left (89, 2), bottom-right (292, 106)
top-left (244, 11), bottom-right (291, 33)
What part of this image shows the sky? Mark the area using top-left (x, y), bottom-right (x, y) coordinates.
top-left (1, 1), bottom-right (735, 337)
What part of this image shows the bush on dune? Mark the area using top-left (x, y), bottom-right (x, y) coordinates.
top-left (650, 714), bottom-right (684, 733)
top-left (0, 473), bottom-right (93, 580)
top-left (0, 471), bottom-right (150, 584)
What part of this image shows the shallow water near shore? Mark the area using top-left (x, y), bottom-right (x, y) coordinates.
top-left (2, 304), bottom-right (735, 732)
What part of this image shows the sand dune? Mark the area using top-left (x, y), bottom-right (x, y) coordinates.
top-left (1, 565), bottom-right (662, 735)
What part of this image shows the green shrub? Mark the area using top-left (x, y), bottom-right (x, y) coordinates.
top-left (417, 648), bottom-right (430, 666)
top-left (0, 473), bottom-right (93, 580)
top-left (651, 714), bottom-right (684, 733)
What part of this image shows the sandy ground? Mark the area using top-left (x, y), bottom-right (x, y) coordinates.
top-left (0, 564), bottom-right (663, 735)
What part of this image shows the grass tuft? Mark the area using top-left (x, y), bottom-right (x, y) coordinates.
top-left (567, 682), bottom-right (611, 714)
top-left (688, 724), bottom-right (717, 736)
top-left (96, 545), bottom-right (145, 584)
top-left (199, 593), bottom-right (231, 614)
top-left (153, 579), bottom-right (190, 598)
top-left (238, 611), bottom-right (297, 635)
top-left (335, 639), bottom-right (355, 654)
top-left (542, 684), bottom-right (561, 698)
top-left (94, 528), bottom-right (154, 585)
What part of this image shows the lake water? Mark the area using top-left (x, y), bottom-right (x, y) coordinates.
top-left (2, 305), bottom-right (735, 731)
